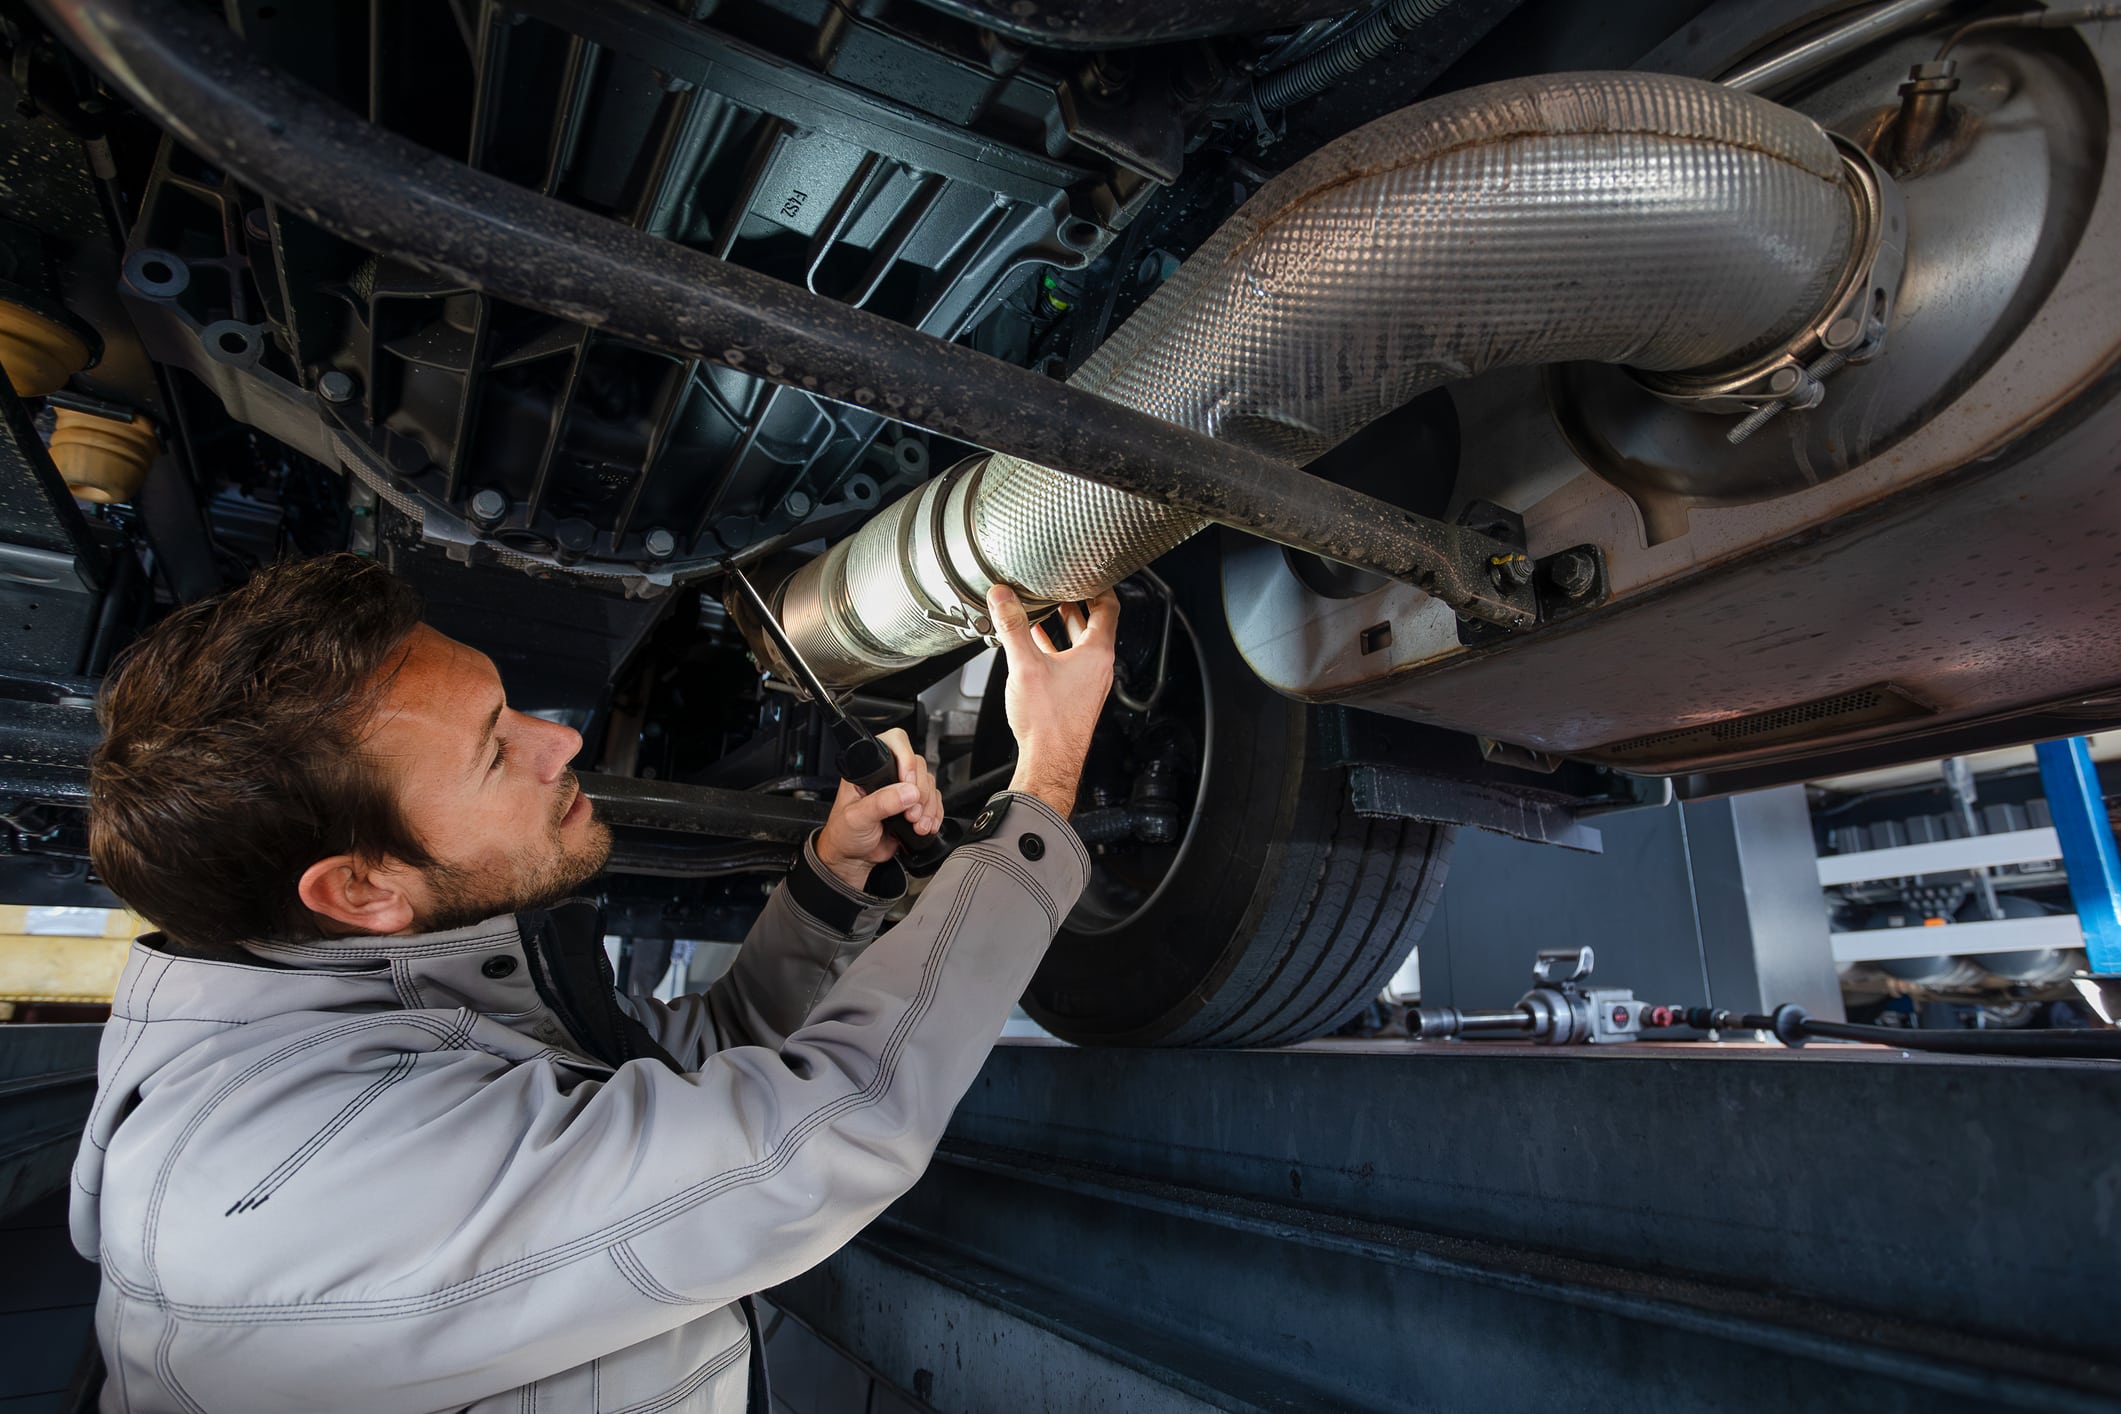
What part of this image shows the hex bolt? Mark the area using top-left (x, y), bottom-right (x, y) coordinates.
top-left (1549, 549), bottom-right (1598, 600)
top-left (1728, 349), bottom-right (1847, 446)
top-left (643, 527), bottom-right (677, 559)
top-left (1135, 250), bottom-right (1181, 287)
top-left (1491, 553), bottom-right (1534, 589)
top-left (554, 517), bottom-right (597, 565)
top-left (1084, 51), bottom-right (1133, 99)
top-left (318, 370), bottom-right (358, 404)
top-left (981, 29), bottom-right (1026, 74)
top-left (783, 489), bottom-right (815, 519)
top-left (467, 487), bottom-right (510, 527)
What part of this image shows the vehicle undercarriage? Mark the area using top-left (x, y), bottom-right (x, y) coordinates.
top-left (2, 0), bottom-right (2118, 1044)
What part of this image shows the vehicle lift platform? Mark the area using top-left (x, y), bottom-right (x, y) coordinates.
top-left (771, 1037), bottom-right (2116, 1414)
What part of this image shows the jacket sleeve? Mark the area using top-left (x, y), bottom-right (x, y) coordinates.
top-left (620, 831), bottom-right (907, 1067)
top-left (148, 793), bottom-right (1087, 1411)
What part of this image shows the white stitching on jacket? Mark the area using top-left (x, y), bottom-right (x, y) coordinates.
top-left (138, 863), bottom-right (996, 1323)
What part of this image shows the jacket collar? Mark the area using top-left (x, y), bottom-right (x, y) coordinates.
top-left (232, 899), bottom-right (675, 1071)
top-left (238, 911), bottom-right (529, 970)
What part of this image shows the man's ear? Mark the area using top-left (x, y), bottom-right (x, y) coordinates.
top-left (297, 854), bottom-right (417, 936)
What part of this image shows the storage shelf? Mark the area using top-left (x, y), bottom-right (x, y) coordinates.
top-left (1815, 828), bottom-right (2060, 886)
top-left (1830, 913), bottom-right (2083, 963)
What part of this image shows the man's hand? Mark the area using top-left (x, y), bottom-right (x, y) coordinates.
top-left (815, 727), bottom-right (943, 891)
top-left (989, 585), bottom-right (1118, 819)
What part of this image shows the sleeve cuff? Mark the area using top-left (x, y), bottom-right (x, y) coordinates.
top-left (783, 831), bottom-right (909, 936)
top-left (954, 791), bottom-right (1093, 925)
top-left (977, 791), bottom-right (1093, 876)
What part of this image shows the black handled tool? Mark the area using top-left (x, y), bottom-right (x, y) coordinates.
top-left (728, 566), bottom-right (953, 876)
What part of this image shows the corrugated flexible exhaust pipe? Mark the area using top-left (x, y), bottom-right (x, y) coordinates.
top-left (762, 71), bottom-right (1866, 688)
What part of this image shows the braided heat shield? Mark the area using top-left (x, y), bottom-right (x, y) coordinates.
top-left (770, 70), bottom-right (1858, 686)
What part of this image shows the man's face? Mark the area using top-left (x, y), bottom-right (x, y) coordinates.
top-left (361, 625), bottom-right (612, 932)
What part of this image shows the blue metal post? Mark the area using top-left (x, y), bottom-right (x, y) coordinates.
top-left (2033, 736), bottom-right (2121, 975)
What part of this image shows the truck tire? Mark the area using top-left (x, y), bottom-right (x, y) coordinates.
top-left (1018, 538), bottom-right (1455, 1048)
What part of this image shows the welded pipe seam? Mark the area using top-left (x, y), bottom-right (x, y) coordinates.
top-left (778, 70), bottom-right (1862, 684)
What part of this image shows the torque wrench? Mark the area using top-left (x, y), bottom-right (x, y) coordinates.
top-left (727, 566), bottom-right (952, 876)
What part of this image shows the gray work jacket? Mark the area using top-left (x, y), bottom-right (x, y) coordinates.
top-left (69, 793), bottom-right (1087, 1413)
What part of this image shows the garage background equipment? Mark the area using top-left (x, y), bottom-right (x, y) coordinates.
top-left (1412, 945), bottom-right (1647, 1044)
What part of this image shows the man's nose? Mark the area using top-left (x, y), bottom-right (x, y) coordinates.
top-left (528, 715), bottom-right (583, 781)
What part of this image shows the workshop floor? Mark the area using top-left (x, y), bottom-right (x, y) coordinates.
top-left (760, 1296), bottom-right (927, 1414)
top-left (0, 1191), bottom-right (97, 1413)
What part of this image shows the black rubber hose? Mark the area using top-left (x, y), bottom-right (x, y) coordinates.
top-left (1255, 0), bottom-right (1455, 110)
top-left (1691, 1004), bottom-right (2121, 1059)
top-left (1799, 1017), bottom-right (2121, 1059)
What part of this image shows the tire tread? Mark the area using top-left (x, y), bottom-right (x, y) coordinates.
top-left (1170, 783), bottom-right (1454, 1048)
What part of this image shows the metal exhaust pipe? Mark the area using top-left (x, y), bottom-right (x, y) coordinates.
top-left (770, 70), bottom-right (1874, 688)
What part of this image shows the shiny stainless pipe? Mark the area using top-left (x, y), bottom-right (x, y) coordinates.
top-left (1721, 0), bottom-right (1957, 95)
top-left (771, 71), bottom-right (1864, 687)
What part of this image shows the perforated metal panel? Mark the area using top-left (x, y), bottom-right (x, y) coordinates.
top-left (1592, 684), bottom-right (1934, 768)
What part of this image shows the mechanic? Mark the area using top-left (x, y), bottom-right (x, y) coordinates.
top-left (69, 552), bottom-right (1116, 1413)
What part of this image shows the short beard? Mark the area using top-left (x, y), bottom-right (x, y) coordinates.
top-left (411, 777), bottom-right (614, 933)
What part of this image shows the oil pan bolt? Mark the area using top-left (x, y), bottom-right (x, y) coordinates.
top-left (554, 517), bottom-right (597, 565)
top-left (467, 487), bottom-right (510, 528)
top-left (643, 527), bottom-right (677, 559)
top-left (318, 370), bottom-right (358, 404)
top-left (1549, 549), bottom-right (1598, 600)
top-left (783, 489), bottom-right (814, 519)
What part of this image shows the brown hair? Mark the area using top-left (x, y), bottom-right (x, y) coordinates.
top-left (89, 553), bottom-right (436, 947)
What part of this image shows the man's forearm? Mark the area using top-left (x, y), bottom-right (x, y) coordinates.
top-left (1008, 753), bottom-right (1081, 820)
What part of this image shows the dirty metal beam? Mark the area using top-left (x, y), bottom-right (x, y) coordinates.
top-left (34, 0), bottom-right (1536, 629)
top-left (576, 774), bottom-right (828, 845)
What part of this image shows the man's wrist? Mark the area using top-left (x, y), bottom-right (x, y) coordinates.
top-left (815, 844), bottom-right (877, 892)
top-left (1008, 753), bottom-right (1082, 819)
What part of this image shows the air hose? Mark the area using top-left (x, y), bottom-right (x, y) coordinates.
top-left (1678, 1005), bottom-right (2121, 1059)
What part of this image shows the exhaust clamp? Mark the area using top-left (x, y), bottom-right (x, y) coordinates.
top-left (1633, 136), bottom-right (1907, 442)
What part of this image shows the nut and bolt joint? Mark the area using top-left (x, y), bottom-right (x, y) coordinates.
top-left (643, 527), bottom-right (678, 559)
top-left (317, 370), bottom-right (358, 404)
top-left (1549, 549), bottom-right (1598, 600)
top-left (467, 487), bottom-right (510, 528)
top-left (1491, 554), bottom-right (1535, 589)
top-left (553, 517), bottom-right (597, 566)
